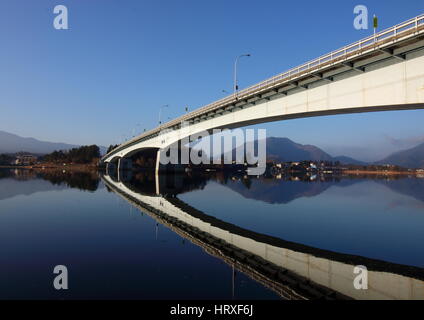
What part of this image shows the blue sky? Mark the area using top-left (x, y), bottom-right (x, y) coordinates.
top-left (0, 0), bottom-right (423, 161)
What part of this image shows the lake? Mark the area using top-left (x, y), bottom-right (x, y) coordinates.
top-left (0, 168), bottom-right (423, 300)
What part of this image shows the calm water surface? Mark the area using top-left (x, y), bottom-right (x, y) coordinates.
top-left (0, 169), bottom-right (423, 299)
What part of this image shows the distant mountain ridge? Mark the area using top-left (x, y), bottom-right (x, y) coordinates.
top-left (237, 137), bottom-right (424, 168)
top-left (376, 142), bottom-right (424, 168)
top-left (332, 155), bottom-right (367, 165)
top-left (266, 137), bottom-right (332, 162)
top-left (0, 130), bottom-right (106, 155)
top-left (245, 137), bottom-right (366, 165)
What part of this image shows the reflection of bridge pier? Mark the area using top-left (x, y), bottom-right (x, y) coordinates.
top-left (106, 164), bottom-right (207, 197)
top-left (101, 173), bottom-right (424, 300)
top-left (117, 158), bottom-right (133, 182)
top-left (105, 161), bottom-right (116, 177)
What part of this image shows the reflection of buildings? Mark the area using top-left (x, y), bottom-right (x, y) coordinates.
top-left (102, 172), bottom-right (424, 300)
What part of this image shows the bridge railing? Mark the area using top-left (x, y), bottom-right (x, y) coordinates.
top-left (205, 14), bottom-right (424, 112)
top-left (103, 13), bottom-right (424, 160)
top-left (160, 14), bottom-right (424, 128)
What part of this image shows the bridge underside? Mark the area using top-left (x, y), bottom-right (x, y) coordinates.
top-left (209, 102), bottom-right (424, 131)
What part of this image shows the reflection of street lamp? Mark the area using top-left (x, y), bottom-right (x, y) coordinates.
top-left (232, 264), bottom-right (236, 299)
top-left (234, 54), bottom-right (251, 99)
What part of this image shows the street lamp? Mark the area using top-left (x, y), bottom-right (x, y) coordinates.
top-left (159, 104), bottom-right (169, 126)
top-left (132, 123), bottom-right (141, 137)
top-left (234, 54), bottom-right (251, 99)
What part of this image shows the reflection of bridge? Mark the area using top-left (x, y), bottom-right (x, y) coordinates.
top-left (102, 15), bottom-right (424, 173)
top-left (102, 173), bottom-right (424, 300)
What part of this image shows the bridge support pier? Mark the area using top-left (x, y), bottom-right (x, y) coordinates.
top-left (117, 158), bottom-right (122, 182)
top-left (155, 150), bottom-right (161, 175)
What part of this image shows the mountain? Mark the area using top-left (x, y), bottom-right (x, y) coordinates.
top-left (224, 137), bottom-right (365, 164)
top-left (376, 142), bottom-right (424, 168)
top-left (223, 178), bottom-right (359, 204)
top-left (332, 156), bottom-right (367, 166)
top-left (250, 137), bottom-right (364, 164)
top-left (266, 137), bottom-right (333, 162)
top-left (0, 130), bottom-right (106, 155)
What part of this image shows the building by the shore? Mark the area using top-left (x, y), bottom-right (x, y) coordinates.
top-left (14, 155), bottom-right (37, 165)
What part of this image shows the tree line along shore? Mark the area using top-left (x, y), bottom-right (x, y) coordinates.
top-left (1, 144), bottom-right (423, 175)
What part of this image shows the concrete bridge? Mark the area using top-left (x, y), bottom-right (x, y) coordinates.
top-left (103, 14), bottom-right (424, 172)
top-left (102, 173), bottom-right (424, 300)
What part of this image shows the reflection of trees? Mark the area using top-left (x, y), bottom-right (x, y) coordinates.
top-left (0, 168), bottom-right (100, 192)
top-left (39, 171), bottom-right (99, 192)
top-left (0, 169), bottom-right (36, 180)
top-left (124, 171), bottom-right (209, 197)
top-left (0, 169), bottom-right (13, 179)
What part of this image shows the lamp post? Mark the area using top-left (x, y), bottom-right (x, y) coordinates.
top-left (234, 54), bottom-right (251, 99)
top-left (373, 15), bottom-right (378, 43)
top-left (132, 123), bottom-right (141, 138)
top-left (136, 123), bottom-right (141, 134)
top-left (158, 104), bottom-right (169, 127)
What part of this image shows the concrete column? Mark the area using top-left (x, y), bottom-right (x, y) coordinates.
top-left (155, 150), bottom-right (161, 174)
top-left (117, 158), bottom-right (122, 182)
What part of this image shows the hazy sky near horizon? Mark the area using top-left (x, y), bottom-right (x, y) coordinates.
top-left (1, 0), bottom-right (424, 162)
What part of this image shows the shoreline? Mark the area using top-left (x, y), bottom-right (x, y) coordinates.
top-left (1, 165), bottom-right (423, 176)
top-left (0, 164), bottom-right (98, 171)
top-left (341, 170), bottom-right (422, 175)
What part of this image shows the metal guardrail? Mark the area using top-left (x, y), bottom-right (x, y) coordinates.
top-left (104, 14), bottom-right (424, 160)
